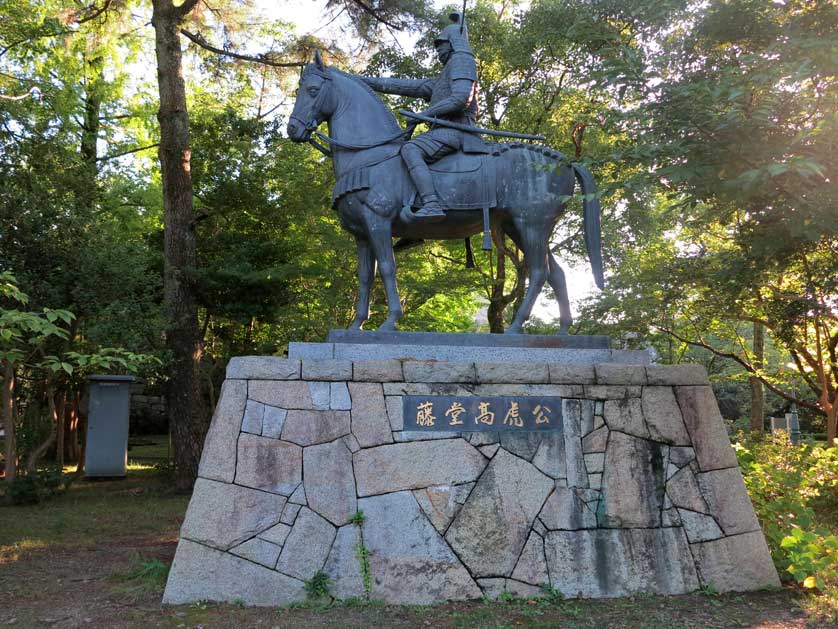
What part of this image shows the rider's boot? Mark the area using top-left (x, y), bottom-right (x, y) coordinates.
top-left (406, 163), bottom-right (446, 222)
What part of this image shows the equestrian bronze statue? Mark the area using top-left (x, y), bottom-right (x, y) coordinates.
top-left (286, 15), bottom-right (603, 334)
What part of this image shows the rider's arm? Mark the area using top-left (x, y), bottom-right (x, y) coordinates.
top-left (419, 78), bottom-right (475, 118)
top-left (360, 76), bottom-right (433, 99)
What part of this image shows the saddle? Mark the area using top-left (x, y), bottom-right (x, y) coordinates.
top-left (427, 153), bottom-right (496, 211)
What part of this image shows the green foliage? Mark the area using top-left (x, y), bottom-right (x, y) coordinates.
top-left (121, 556), bottom-right (170, 591)
top-left (355, 542), bottom-right (373, 599)
top-left (349, 509), bottom-right (366, 526)
top-left (736, 434), bottom-right (838, 591)
top-left (6, 467), bottom-right (62, 505)
top-left (303, 570), bottom-right (332, 600)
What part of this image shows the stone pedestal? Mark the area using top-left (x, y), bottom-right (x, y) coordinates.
top-left (163, 346), bottom-right (779, 606)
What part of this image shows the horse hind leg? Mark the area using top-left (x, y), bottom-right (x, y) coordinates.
top-left (505, 217), bottom-right (550, 334)
top-left (547, 252), bottom-right (573, 334)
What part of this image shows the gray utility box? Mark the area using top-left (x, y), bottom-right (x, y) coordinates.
top-left (85, 375), bottom-right (135, 477)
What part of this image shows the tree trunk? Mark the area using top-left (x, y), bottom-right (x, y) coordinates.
top-left (2, 361), bottom-right (16, 484)
top-left (749, 321), bottom-right (765, 433)
top-left (26, 384), bottom-right (58, 474)
top-left (152, 0), bottom-right (207, 490)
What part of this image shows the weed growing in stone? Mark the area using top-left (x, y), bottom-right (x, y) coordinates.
top-left (303, 570), bottom-right (331, 600)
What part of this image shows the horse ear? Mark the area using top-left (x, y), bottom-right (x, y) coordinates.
top-left (314, 50), bottom-right (325, 71)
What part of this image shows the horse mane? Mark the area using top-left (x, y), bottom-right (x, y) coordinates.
top-left (327, 67), bottom-right (402, 134)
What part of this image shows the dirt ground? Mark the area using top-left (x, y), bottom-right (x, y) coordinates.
top-left (0, 463), bottom-right (831, 629)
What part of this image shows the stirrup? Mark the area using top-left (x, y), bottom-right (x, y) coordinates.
top-left (413, 197), bottom-right (445, 222)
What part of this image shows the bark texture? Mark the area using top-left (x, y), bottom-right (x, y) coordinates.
top-left (152, 0), bottom-right (207, 490)
top-left (2, 362), bottom-right (15, 484)
top-left (749, 321), bottom-right (764, 433)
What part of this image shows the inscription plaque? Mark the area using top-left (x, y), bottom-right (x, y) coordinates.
top-left (403, 396), bottom-right (563, 432)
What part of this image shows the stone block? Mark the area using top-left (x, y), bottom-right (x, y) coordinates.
top-left (698, 468), bottom-right (760, 535)
top-left (582, 426), bottom-right (608, 453)
top-left (603, 397), bottom-right (650, 439)
top-left (241, 400), bottom-right (264, 434)
top-left (476, 362), bottom-right (549, 384)
top-left (163, 539), bottom-right (306, 605)
top-left (678, 509), bottom-right (723, 543)
top-left (303, 439), bottom-right (356, 526)
top-left (230, 537), bottom-right (282, 569)
top-left (584, 452), bottom-right (605, 474)
top-left (330, 382), bottom-right (351, 410)
top-left (600, 431), bottom-right (666, 528)
top-left (675, 386), bottom-right (737, 471)
top-left (280, 410), bottom-right (351, 446)
top-left (479, 443), bottom-right (500, 458)
top-left (511, 532), bottom-right (550, 586)
top-left (342, 433), bottom-right (361, 453)
top-left (473, 383), bottom-right (584, 397)
top-left (563, 399), bottom-right (590, 488)
top-left (403, 360), bottom-right (477, 383)
top-left (261, 405), bottom-right (287, 439)
top-left (666, 464), bottom-right (709, 513)
top-left (506, 580), bottom-right (548, 599)
top-left (323, 525), bottom-right (365, 600)
top-left (669, 446), bottom-right (696, 469)
top-left (691, 531), bottom-right (780, 592)
top-left (584, 385), bottom-right (641, 400)
top-left (549, 363), bottom-right (596, 384)
top-left (595, 363), bottom-right (648, 385)
top-left (453, 482), bottom-right (475, 504)
top-left (646, 364), bottom-right (709, 386)
top-left (383, 382), bottom-right (476, 396)
top-left (308, 382), bottom-right (331, 410)
top-left (446, 449), bottom-right (554, 577)
top-left (588, 473), bottom-right (602, 490)
top-left (642, 386), bottom-right (691, 445)
top-left (500, 432), bottom-right (544, 461)
top-left (198, 380), bottom-right (246, 483)
top-left (539, 487), bottom-right (596, 531)
top-left (385, 395), bottom-right (403, 431)
top-left (414, 485), bottom-right (459, 533)
top-left (349, 382), bottom-right (392, 448)
top-left (477, 578), bottom-right (507, 600)
top-left (531, 433), bottom-right (566, 480)
top-left (235, 434), bottom-right (301, 496)
top-left (280, 503), bottom-right (301, 525)
top-left (180, 478), bottom-right (285, 550)
top-left (546, 528), bottom-right (699, 598)
top-left (353, 360), bottom-right (403, 382)
top-left (258, 523), bottom-right (291, 547)
top-left (226, 356), bottom-right (300, 380)
top-left (302, 359), bottom-right (353, 381)
top-left (354, 440), bottom-right (486, 496)
top-left (289, 483), bottom-right (306, 505)
top-left (360, 491), bottom-right (480, 603)
top-left (248, 381), bottom-right (313, 409)
top-left (393, 431), bottom-right (461, 442)
top-left (275, 508), bottom-right (336, 581)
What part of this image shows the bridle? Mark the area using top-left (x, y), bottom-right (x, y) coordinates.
top-left (290, 67), bottom-right (410, 158)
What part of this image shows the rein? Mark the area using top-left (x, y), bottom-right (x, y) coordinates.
top-left (314, 128), bottom-right (408, 152)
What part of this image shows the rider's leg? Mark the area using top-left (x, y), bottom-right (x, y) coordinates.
top-left (401, 141), bottom-right (446, 220)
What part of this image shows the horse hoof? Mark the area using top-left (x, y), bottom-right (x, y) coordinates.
top-left (378, 321), bottom-right (398, 332)
top-left (504, 325), bottom-right (523, 335)
top-left (557, 326), bottom-right (570, 336)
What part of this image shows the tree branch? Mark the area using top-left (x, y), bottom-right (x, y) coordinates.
top-left (96, 143), bottom-right (160, 162)
top-left (179, 29), bottom-right (305, 68)
top-left (347, 0), bottom-right (404, 31)
top-left (655, 324), bottom-right (824, 414)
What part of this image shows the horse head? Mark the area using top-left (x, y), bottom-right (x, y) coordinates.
top-left (287, 51), bottom-right (335, 143)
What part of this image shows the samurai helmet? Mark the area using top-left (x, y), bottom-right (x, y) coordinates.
top-left (434, 12), bottom-right (472, 55)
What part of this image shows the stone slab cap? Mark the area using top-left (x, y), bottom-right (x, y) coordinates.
top-left (595, 363), bottom-right (648, 385)
top-left (476, 361), bottom-right (550, 384)
top-left (226, 356), bottom-right (300, 380)
top-left (302, 359), bottom-right (353, 381)
top-left (402, 360), bottom-right (477, 383)
top-left (646, 364), bottom-right (709, 386)
top-left (353, 359), bottom-right (404, 382)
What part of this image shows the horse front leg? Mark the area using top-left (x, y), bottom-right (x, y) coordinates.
top-left (362, 207), bottom-right (402, 331)
top-left (505, 218), bottom-right (549, 334)
top-left (350, 237), bottom-right (376, 330)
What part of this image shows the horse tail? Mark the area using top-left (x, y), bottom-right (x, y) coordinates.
top-left (571, 163), bottom-right (604, 289)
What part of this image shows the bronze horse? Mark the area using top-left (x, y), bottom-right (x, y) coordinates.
top-left (286, 53), bottom-right (603, 333)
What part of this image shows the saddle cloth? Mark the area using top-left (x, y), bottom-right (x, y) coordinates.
top-left (426, 153), bottom-right (496, 211)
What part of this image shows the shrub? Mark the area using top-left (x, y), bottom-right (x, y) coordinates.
top-left (736, 434), bottom-right (838, 591)
top-left (7, 467), bottom-right (63, 505)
